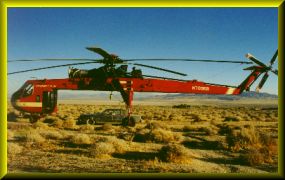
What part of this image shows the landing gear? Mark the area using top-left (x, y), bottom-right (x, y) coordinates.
top-left (29, 114), bottom-right (40, 123)
top-left (122, 117), bottom-right (136, 127)
top-left (86, 118), bottom-right (96, 125)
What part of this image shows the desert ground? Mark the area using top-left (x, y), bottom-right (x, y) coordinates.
top-left (7, 99), bottom-right (278, 174)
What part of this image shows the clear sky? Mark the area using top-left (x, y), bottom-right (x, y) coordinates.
top-left (8, 8), bottom-right (278, 96)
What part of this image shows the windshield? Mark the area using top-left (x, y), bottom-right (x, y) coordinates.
top-left (22, 83), bottom-right (34, 97)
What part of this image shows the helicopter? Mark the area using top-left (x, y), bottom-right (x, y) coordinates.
top-left (8, 47), bottom-right (278, 125)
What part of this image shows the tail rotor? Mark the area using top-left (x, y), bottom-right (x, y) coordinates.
top-left (245, 50), bottom-right (278, 92)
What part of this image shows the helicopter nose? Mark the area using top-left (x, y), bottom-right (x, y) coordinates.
top-left (11, 91), bottom-right (22, 111)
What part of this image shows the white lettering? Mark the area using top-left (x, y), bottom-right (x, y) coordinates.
top-left (191, 86), bottom-right (210, 91)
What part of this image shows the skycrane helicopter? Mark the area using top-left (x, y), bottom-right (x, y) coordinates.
top-left (8, 47), bottom-right (278, 125)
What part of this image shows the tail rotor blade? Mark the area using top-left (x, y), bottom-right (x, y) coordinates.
top-left (269, 50), bottom-right (278, 66)
top-left (256, 73), bottom-right (269, 92)
top-left (245, 53), bottom-right (267, 67)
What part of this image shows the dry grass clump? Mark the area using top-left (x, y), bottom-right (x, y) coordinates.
top-left (198, 126), bottom-right (218, 135)
top-left (226, 125), bottom-right (278, 166)
top-left (169, 113), bottom-right (184, 121)
top-left (133, 128), bottom-right (182, 144)
top-left (226, 125), bottom-right (259, 152)
top-left (71, 133), bottom-right (92, 145)
top-left (41, 130), bottom-right (63, 140)
top-left (183, 125), bottom-right (200, 132)
top-left (8, 143), bottom-right (23, 156)
top-left (7, 130), bottom-right (14, 141)
top-left (62, 119), bottom-right (78, 130)
top-left (224, 116), bottom-right (241, 122)
top-left (103, 136), bottom-right (128, 153)
top-left (43, 115), bottom-right (62, 124)
top-left (32, 121), bottom-right (50, 130)
top-left (90, 142), bottom-right (115, 158)
top-left (24, 129), bottom-right (46, 143)
top-left (101, 123), bottom-right (113, 131)
top-left (149, 129), bottom-right (182, 143)
top-left (51, 119), bottom-right (64, 129)
top-left (158, 144), bottom-right (189, 163)
top-left (80, 124), bottom-right (94, 132)
top-left (145, 121), bottom-right (168, 130)
top-left (190, 113), bottom-right (207, 122)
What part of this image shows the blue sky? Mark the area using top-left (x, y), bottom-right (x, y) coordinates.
top-left (8, 8), bottom-right (278, 96)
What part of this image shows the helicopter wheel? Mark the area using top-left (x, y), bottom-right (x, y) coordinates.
top-left (29, 114), bottom-right (39, 123)
top-left (86, 118), bottom-right (95, 125)
top-left (128, 117), bottom-right (136, 127)
top-left (122, 117), bottom-right (128, 126)
top-left (122, 117), bottom-right (136, 127)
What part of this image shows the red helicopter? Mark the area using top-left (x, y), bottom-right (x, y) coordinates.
top-left (8, 47), bottom-right (278, 125)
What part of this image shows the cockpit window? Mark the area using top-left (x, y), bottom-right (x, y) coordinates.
top-left (23, 84), bottom-right (34, 97)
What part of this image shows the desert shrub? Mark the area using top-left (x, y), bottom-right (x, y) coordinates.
top-left (169, 113), bottom-right (184, 121)
top-left (239, 148), bottom-right (264, 166)
top-left (145, 121), bottom-right (167, 130)
top-left (43, 116), bottom-right (61, 124)
top-left (41, 130), bottom-right (63, 140)
top-left (172, 104), bottom-right (191, 109)
top-left (226, 126), bottom-right (277, 166)
top-left (133, 129), bottom-right (150, 142)
top-left (158, 144), bottom-right (189, 163)
top-left (199, 126), bottom-right (218, 135)
top-left (80, 124), bottom-right (94, 132)
top-left (7, 130), bottom-right (14, 141)
top-left (149, 129), bottom-right (182, 143)
top-left (226, 126), bottom-right (259, 152)
top-left (90, 142), bottom-right (115, 158)
top-left (190, 114), bottom-right (205, 122)
top-left (183, 125), bottom-right (199, 132)
top-left (8, 143), bottom-right (23, 155)
top-left (101, 123), bottom-right (113, 131)
top-left (63, 119), bottom-right (77, 130)
top-left (117, 132), bottom-right (134, 141)
top-left (71, 134), bottom-right (92, 145)
top-left (24, 129), bottom-right (46, 143)
top-left (224, 116), bottom-right (241, 122)
top-left (133, 128), bottom-right (181, 144)
top-left (32, 121), bottom-right (50, 130)
top-left (52, 119), bottom-right (64, 129)
top-left (104, 136), bottom-right (128, 153)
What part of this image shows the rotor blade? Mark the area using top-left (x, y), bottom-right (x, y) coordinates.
top-left (86, 47), bottom-right (112, 59)
top-left (245, 53), bottom-right (267, 67)
top-left (8, 58), bottom-right (102, 62)
top-left (256, 72), bottom-right (269, 92)
top-left (8, 61), bottom-right (100, 75)
top-left (141, 74), bottom-right (187, 81)
top-left (269, 50), bottom-right (278, 66)
top-left (243, 66), bottom-right (256, 71)
top-left (131, 63), bottom-right (187, 76)
top-left (125, 58), bottom-right (252, 64)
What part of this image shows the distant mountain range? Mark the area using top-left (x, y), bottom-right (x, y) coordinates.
top-left (58, 91), bottom-right (277, 101)
top-left (8, 91), bottom-right (278, 101)
top-left (145, 91), bottom-right (278, 101)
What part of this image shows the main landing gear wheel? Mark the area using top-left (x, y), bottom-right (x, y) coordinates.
top-left (87, 118), bottom-right (95, 125)
top-left (29, 114), bottom-right (39, 123)
top-left (122, 117), bottom-right (136, 127)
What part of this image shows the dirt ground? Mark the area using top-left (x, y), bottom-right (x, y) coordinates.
top-left (7, 99), bottom-right (279, 175)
